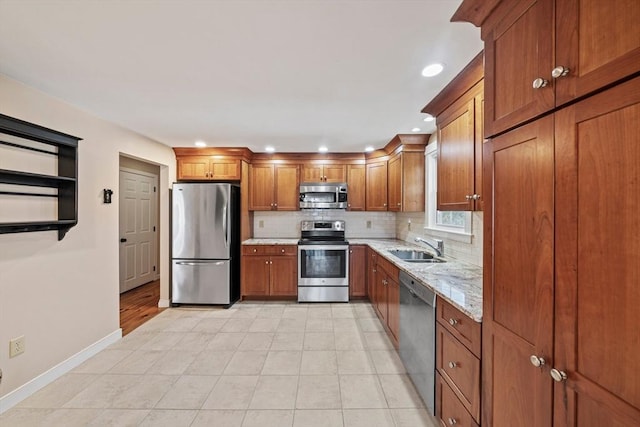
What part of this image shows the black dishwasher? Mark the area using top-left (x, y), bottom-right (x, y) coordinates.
top-left (399, 270), bottom-right (436, 416)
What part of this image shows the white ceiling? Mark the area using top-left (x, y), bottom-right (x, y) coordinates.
top-left (0, 0), bottom-right (482, 153)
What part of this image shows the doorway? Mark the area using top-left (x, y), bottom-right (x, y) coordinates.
top-left (119, 156), bottom-right (161, 333)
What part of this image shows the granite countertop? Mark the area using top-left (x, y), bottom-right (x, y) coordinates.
top-left (242, 237), bottom-right (483, 322)
top-left (242, 238), bottom-right (299, 245)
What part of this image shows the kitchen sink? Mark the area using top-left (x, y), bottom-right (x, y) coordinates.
top-left (388, 249), bottom-right (446, 263)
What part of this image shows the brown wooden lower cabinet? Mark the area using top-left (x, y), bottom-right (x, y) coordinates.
top-left (241, 245), bottom-right (297, 298)
top-left (370, 254), bottom-right (399, 347)
top-left (436, 297), bottom-right (481, 425)
top-left (349, 245), bottom-right (366, 297)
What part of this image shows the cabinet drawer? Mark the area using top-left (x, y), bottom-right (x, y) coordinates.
top-left (436, 323), bottom-right (480, 422)
top-left (437, 298), bottom-right (481, 357)
top-left (242, 245), bottom-right (268, 256)
top-left (436, 372), bottom-right (478, 427)
top-left (265, 245), bottom-right (297, 256)
top-left (377, 255), bottom-right (399, 279)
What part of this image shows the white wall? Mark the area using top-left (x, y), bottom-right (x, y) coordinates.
top-left (0, 74), bottom-right (176, 403)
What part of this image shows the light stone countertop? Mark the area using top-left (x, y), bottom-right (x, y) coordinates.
top-left (242, 237), bottom-right (483, 322)
top-left (242, 238), bottom-right (299, 245)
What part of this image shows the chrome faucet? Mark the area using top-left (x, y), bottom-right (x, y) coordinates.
top-left (415, 237), bottom-right (444, 257)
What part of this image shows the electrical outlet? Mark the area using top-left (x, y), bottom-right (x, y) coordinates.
top-left (366, 220), bottom-right (372, 229)
top-left (259, 220), bottom-right (264, 228)
top-left (9, 336), bottom-right (25, 358)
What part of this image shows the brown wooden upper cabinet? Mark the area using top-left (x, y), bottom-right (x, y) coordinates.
top-left (387, 151), bottom-right (425, 212)
top-left (365, 160), bottom-right (388, 211)
top-left (301, 163), bottom-right (346, 183)
top-left (346, 164), bottom-right (366, 211)
top-left (423, 52), bottom-right (484, 211)
top-left (454, 0), bottom-right (640, 138)
top-left (249, 163), bottom-right (299, 211)
top-left (177, 156), bottom-right (241, 180)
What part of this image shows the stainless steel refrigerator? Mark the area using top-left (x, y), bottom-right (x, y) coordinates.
top-left (171, 183), bottom-right (240, 306)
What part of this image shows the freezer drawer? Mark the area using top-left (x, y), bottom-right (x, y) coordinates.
top-left (172, 260), bottom-right (231, 304)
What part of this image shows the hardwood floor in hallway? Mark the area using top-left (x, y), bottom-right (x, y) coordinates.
top-left (120, 279), bottom-right (164, 336)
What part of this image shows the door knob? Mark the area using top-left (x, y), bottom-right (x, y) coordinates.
top-left (551, 65), bottom-right (570, 78)
top-left (530, 355), bottom-right (546, 368)
top-left (532, 77), bottom-right (549, 89)
top-left (120, 238), bottom-right (127, 243)
top-left (550, 368), bottom-right (567, 382)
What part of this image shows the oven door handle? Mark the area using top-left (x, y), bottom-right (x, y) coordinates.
top-left (298, 245), bottom-right (349, 251)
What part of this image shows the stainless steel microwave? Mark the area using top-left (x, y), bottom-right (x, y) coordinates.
top-left (299, 183), bottom-right (348, 209)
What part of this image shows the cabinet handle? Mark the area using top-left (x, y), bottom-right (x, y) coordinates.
top-left (448, 418), bottom-right (457, 425)
top-left (551, 65), bottom-right (570, 78)
top-left (448, 361), bottom-right (457, 369)
top-left (530, 355), bottom-right (546, 368)
top-left (532, 77), bottom-right (549, 89)
top-left (550, 368), bottom-right (567, 382)
top-left (448, 318), bottom-right (458, 326)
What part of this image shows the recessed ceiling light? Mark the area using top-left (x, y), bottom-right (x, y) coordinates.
top-left (423, 114), bottom-right (435, 122)
top-left (194, 140), bottom-right (207, 147)
top-left (412, 128), bottom-right (421, 132)
top-left (364, 146), bottom-right (375, 153)
top-left (318, 146), bottom-right (329, 153)
top-left (421, 63), bottom-right (444, 77)
top-left (265, 146), bottom-right (275, 153)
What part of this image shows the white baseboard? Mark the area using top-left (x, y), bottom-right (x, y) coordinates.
top-left (0, 329), bottom-right (122, 414)
top-left (158, 298), bottom-right (170, 308)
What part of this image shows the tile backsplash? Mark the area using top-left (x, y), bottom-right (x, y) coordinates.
top-left (253, 211), bottom-right (396, 239)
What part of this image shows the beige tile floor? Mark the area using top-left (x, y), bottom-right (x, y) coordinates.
top-left (0, 301), bottom-right (439, 427)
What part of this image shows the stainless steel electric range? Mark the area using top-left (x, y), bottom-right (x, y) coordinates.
top-left (297, 220), bottom-right (349, 302)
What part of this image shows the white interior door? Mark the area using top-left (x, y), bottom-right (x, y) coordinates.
top-left (119, 169), bottom-right (157, 293)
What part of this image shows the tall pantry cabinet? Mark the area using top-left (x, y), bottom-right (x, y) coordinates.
top-left (454, 0), bottom-right (640, 426)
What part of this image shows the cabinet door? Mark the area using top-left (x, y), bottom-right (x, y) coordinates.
top-left (387, 154), bottom-right (402, 211)
top-left (375, 271), bottom-right (388, 322)
top-left (349, 245), bottom-right (366, 297)
top-left (365, 161), bottom-right (388, 211)
top-left (366, 248), bottom-right (377, 302)
top-left (554, 78), bottom-right (640, 427)
top-left (484, 0), bottom-right (554, 137)
top-left (386, 274), bottom-right (399, 342)
top-left (274, 164), bottom-right (299, 210)
top-left (438, 99), bottom-right (476, 211)
top-left (242, 255), bottom-right (270, 296)
top-left (322, 164), bottom-right (346, 183)
top-left (554, 0), bottom-right (640, 106)
top-left (249, 164), bottom-right (275, 210)
top-left (210, 159), bottom-right (241, 180)
top-left (177, 156), bottom-right (211, 180)
top-left (270, 256), bottom-right (298, 296)
top-left (483, 116), bottom-right (555, 427)
top-left (400, 152), bottom-right (425, 212)
top-left (302, 164), bottom-right (323, 183)
top-left (346, 164), bottom-right (366, 211)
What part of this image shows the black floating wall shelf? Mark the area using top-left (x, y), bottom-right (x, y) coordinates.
top-left (0, 113), bottom-right (82, 240)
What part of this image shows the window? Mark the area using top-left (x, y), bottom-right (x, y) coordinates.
top-left (425, 142), bottom-right (472, 238)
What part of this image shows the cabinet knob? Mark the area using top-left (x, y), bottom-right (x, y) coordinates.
top-left (348, 203), bottom-right (351, 207)
top-left (383, 203), bottom-right (387, 207)
top-left (281, 249), bottom-right (285, 253)
top-left (253, 248), bottom-right (257, 253)
top-left (465, 195), bottom-right (472, 200)
top-left (448, 361), bottom-right (457, 369)
top-left (448, 318), bottom-right (458, 326)
top-left (397, 203), bottom-right (401, 206)
top-left (550, 368), bottom-right (567, 382)
top-left (448, 418), bottom-right (457, 425)
top-left (530, 355), bottom-right (546, 368)
top-left (551, 65), bottom-right (570, 78)
top-left (350, 250), bottom-right (353, 254)
top-left (270, 261), bottom-right (273, 264)
top-left (472, 194), bottom-right (481, 200)
top-left (265, 261), bottom-right (269, 264)
top-left (532, 77), bottom-right (549, 89)
top-left (274, 203), bottom-right (277, 207)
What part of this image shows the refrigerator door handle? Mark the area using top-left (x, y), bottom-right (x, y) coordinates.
top-left (223, 204), bottom-right (229, 248)
top-left (175, 261), bottom-right (227, 266)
